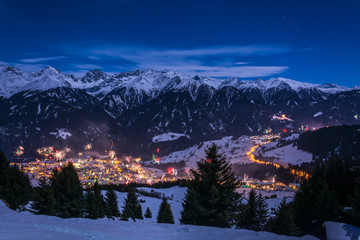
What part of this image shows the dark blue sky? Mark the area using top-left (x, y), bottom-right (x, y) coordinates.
top-left (0, 0), bottom-right (359, 86)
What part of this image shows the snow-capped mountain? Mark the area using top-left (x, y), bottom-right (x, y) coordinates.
top-left (0, 65), bottom-right (359, 161)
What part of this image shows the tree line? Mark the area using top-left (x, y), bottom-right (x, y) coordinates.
top-left (1, 144), bottom-right (360, 238)
top-left (0, 151), bottom-right (175, 223)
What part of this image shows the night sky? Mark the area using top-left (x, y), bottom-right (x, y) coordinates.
top-left (0, 0), bottom-right (359, 86)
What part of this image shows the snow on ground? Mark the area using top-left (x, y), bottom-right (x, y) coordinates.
top-left (157, 134), bottom-right (312, 170)
top-left (313, 111), bottom-right (323, 118)
top-left (49, 128), bottom-right (72, 140)
top-left (0, 197), bottom-right (317, 240)
top-left (261, 144), bottom-right (312, 166)
top-left (158, 136), bottom-right (255, 169)
top-left (114, 186), bottom-right (187, 224)
top-left (237, 187), bottom-right (295, 212)
top-left (117, 186), bottom-right (296, 224)
top-left (152, 132), bottom-right (189, 143)
top-left (323, 221), bottom-right (360, 240)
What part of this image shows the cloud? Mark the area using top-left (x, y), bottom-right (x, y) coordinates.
top-left (13, 63), bottom-right (47, 72)
top-left (20, 56), bottom-right (67, 63)
top-left (56, 44), bottom-right (290, 77)
top-left (73, 64), bottom-right (102, 69)
top-left (148, 65), bottom-right (289, 78)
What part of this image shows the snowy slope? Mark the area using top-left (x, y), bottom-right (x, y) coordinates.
top-left (0, 65), bottom-right (353, 99)
top-left (157, 136), bottom-right (256, 169)
top-left (220, 77), bottom-right (350, 94)
top-left (0, 193), bottom-right (318, 240)
top-left (261, 144), bottom-right (312, 166)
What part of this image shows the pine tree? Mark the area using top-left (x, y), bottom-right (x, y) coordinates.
top-left (0, 150), bottom-right (32, 210)
top-left (104, 186), bottom-right (120, 218)
top-left (51, 162), bottom-right (85, 218)
top-left (349, 178), bottom-right (360, 227)
top-left (268, 199), bottom-right (300, 236)
top-left (256, 193), bottom-right (268, 231)
top-left (84, 190), bottom-right (97, 219)
top-left (135, 203), bottom-right (143, 219)
top-left (31, 177), bottom-right (56, 215)
top-left (122, 191), bottom-right (142, 221)
top-left (144, 207), bottom-right (152, 218)
top-left (180, 143), bottom-right (240, 228)
top-left (120, 210), bottom-right (129, 221)
top-left (237, 188), bottom-right (258, 230)
top-left (293, 165), bottom-right (341, 236)
top-left (93, 181), bottom-right (105, 218)
top-left (157, 198), bottom-right (175, 224)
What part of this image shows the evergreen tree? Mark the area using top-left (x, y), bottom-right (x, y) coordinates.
top-left (51, 162), bottom-right (85, 218)
top-left (268, 199), bottom-right (300, 236)
top-left (122, 191), bottom-right (142, 221)
top-left (120, 210), bottom-right (129, 221)
top-left (104, 186), bottom-right (120, 218)
top-left (31, 177), bottom-right (56, 215)
top-left (348, 178), bottom-right (360, 227)
top-left (135, 203), bottom-right (143, 219)
top-left (293, 165), bottom-right (341, 236)
top-left (93, 181), bottom-right (105, 218)
top-left (84, 181), bottom-right (106, 219)
top-left (237, 188), bottom-right (258, 230)
top-left (0, 150), bottom-right (32, 210)
top-left (144, 207), bottom-right (152, 218)
top-left (180, 144), bottom-right (240, 228)
top-left (256, 193), bottom-right (268, 231)
top-left (84, 190), bottom-right (97, 219)
top-left (157, 198), bottom-right (175, 224)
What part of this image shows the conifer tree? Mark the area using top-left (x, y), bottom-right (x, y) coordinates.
top-left (93, 181), bottom-right (105, 218)
top-left (135, 203), bottom-right (143, 219)
top-left (256, 193), bottom-right (268, 231)
top-left (31, 177), bottom-right (56, 215)
top-left (267, 199), bottom-right (300, 236)
top-left (104, 186), bottom-right (120, 218)
top-left (0, 150), bottom-right (32, 210)
top-left (237, 188), bottom-right (258, 230)
top-left (84, 190), bottom-right (97, 219)
top-left (180, 144), bottom-right (240, 228)
top-left (51, 162), bottom-right (85, 218)
top-left (122, 191), bottom-right (142, 221)
top-left (120, 210), bottom-right (129, 221)
top-left (144, 207), bottom-right (152, 218)
top-left (349, 178), bottom-right (360, 227)
top-left (157, 198), bottom-right (175, 224)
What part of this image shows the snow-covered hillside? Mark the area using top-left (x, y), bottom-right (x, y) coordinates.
top-left (156, 134), bottom-right (312, 170)
top-left (0, 187), bottom-right (318, 240)
top-left (156, 136), bottom-right (256, 169)
top-left (0, 65), bottom-right (354, 99)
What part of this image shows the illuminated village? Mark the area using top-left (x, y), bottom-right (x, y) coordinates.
top-left (12, 134), bottom-right (307, 192)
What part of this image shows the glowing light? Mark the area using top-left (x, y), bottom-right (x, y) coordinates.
top-left (108, 150), bottom-right (116, 159)
top-left (246, 139), bottom-right (310, 180)
top-left (54, 150), bottom-right (66, 161)
top-left (125, 155), bottom-right (131, 163)
top-left (167, 167), bottom-right (177, 176)
top-left (14, 146), bottom-right (24, 156)
top-left (184, 167), bottom-right (190, 176)
top-left (282, 129), bottom-right (287, 132)
top-left (157, 148), bottom-right (160, 153)
top-left (84, 143), bottom-right (92, 150)
top-left (243, 173), bottom-right (249, 182)
top-left (272, 114), bottom-right (294, 121)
